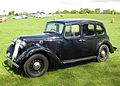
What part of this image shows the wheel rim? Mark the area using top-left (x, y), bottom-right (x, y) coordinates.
top-left (101, 49), bottom-right (106, 58)
top-left (100, 47), bottom-right (108, 60)
top-left (30, 59), bottom-right (44, 73)
top-left (33, 61), bottom-right (41, 70)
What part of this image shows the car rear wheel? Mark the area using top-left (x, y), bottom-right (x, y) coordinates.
top-left (23, 54), bottom-right (48, 77)
top-left (97, 44), bottom-right (109, 62)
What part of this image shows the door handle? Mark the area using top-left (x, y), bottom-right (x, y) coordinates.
top-left (78, 39), bottom-right (85, 42)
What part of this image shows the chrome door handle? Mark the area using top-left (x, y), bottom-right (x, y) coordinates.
top-left (78, 39), bottom-right (85, 42)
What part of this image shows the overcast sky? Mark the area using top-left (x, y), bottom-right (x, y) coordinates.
top-left (0, 0), bottom-right (120, 13)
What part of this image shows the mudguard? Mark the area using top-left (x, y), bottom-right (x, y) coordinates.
top-left (96, 39), bottom-right (116, 53)
top-left (19, 46), bottom-right (62, 66)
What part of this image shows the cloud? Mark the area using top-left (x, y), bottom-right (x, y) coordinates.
top-left (91, 0), bottom-right (120, 2)
top-left (0, 0), bottom-right (120, 13)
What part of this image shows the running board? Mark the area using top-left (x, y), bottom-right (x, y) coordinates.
top-left (63, 56), bottom-right (96, 64)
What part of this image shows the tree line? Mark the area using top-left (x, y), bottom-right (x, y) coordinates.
top-left (8, 8), bottom-right (120, 16)
top-left (55, 8), bottom-right (120, 14)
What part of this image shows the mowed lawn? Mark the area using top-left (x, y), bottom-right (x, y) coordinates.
top-left (0, 14), bottom-right (120, 86)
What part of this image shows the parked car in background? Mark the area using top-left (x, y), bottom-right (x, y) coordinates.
top-left (34, 14), bottom-right (51, 18)
top-left (12, 16), bottom-right (22, 19)
top-left (32, 12), bottom-right (52, 18)
top-left (5, 18), bottom-right (116, 77)
top-left (13, 15), bottom-right (28, 19)
top-left (21, 15), bottom-right (28, 19)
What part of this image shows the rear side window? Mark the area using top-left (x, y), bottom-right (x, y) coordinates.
top-left (83, 24), bottom-right (95, 36)
top-left (96, 25), bottom-right (104, 34)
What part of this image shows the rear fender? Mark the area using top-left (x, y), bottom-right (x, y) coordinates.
top-left (96, 39), bottom-right (116, 54)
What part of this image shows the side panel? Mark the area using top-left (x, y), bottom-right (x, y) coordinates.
top-left (45, 39), bottom-right (62, 58)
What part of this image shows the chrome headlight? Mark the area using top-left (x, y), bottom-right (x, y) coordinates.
top-left (20, 41), bottom-right (26, 49)
top-left (12, 38), bottom-right (17, 42)
top-left (12, 38), bottom-right (17, 44)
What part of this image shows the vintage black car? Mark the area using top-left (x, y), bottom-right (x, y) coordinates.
top-left (5, 19), bottom-right (116, 77)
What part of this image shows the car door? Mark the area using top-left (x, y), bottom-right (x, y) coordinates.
top-left (61, 23), bottom-right (85, 60)
top-left (81, 23), bottom-right (98, 57)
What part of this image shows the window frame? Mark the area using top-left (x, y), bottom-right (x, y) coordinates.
top-left (64, 23), bottom-right (81, 39)
top-left (44, 22), bottom-right (64, 34)
top-left (82, 23), bottom-right (96, 37)
top-left (95, 24), bottom-right (105, 35)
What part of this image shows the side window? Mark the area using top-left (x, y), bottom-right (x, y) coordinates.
top-left (83, 24), bottom-right (95, 36)
top-left (65, 24), bottom-right (80, 38)
top-left (96, 25), bottom-right (104, 34)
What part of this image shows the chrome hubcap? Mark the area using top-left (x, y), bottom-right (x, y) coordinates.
top-left (33, 62), bottom-right (41, 70)
top-left (101, 50), bottom-right (106, 57)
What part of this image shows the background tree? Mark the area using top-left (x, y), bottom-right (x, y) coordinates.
top-left (79, 8), bottom-right (85, 14)
top-left (83, 8), bottom-right (94, 14)
top-left (63, 10), bottom-right (69, 14)
top-left (15, 13), bottom-right (19, 16)
top-left (102, 9), bottom-right (111, 14)
top-left (79, 8), bottom-right (95, 14)
top-left (111, 10), bottom-right (116, 14)
top-left (8, 11), bottom-right (15, 15)
top-left (22, 11), bottom-right (30, 16)
top-left (70, 10), bottom-right (78, 14)
top-left (55, 10), bottom-right (60, 14)
top-left (55, 8), bottom-right (119, 14)
top-left (95, 8), bottom-right (101, 14)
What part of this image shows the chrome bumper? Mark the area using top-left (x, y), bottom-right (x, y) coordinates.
top-left (113, 47), bottom-right (117, 51)
top-left (5, 54), bottom-right (19, 68)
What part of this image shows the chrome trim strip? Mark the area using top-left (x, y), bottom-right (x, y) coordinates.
top-left (5, 54), bottom-right (19, 68)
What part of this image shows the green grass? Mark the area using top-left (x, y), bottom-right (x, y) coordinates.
top-left (0, 14), bottom-right (120, 86)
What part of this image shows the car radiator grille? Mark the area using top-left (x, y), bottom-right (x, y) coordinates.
top-left (12, 40), bottom-right (21, 61)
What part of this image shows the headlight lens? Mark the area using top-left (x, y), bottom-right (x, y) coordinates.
top-left (12, 38), bottom-right (17, 42)
top-left (12, 38), bottom-right (17, 44)
top-left (12, 38), bottom-right (26, 48)
top-left (20, 41), bottom-right (26, 49)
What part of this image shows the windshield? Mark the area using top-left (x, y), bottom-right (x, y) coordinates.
top-left (45, 23), bottom-right (64, 34)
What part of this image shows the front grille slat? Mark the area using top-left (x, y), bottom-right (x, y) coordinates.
top-left (12, 40), bottom-right (21, 61)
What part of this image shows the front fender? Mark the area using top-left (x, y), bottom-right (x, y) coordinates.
top-left (96, 39), bottom-right (116, 53)
top-left (19, 46), bottom-right (62, 66)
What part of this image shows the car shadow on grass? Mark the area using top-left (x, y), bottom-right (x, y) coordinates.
top-left (3, 59), bottom-right (97, 78)
top-left (3, 60), bottom-right (28, 78)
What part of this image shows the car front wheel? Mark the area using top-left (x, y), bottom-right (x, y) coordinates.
top-left (97, 44), bottom-right (109, 62)
top-left (23, 54), bottom-right (48, 77)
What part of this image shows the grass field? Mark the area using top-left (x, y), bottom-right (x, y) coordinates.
top-left (0, 14), bottom-right (120, 86)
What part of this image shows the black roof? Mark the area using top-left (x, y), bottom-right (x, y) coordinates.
top-left (48, 18), bottom-right (103, 24)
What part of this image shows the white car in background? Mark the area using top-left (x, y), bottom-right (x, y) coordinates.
top-left (35, 14), bottom-right (52, 18)
top-left (13, 15), bottom-right (28, 19)
top-left (12, 16), bottom-right (22, 19)
top-left (21, 15), bottom-right (28, 19)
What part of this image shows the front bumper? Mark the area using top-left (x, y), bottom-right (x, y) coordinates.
top-left (113, 47), bottom-right (117, 51)
top-left (5, 39), bottom-right (22, 68)
top-left (5, 54), bottom-right (19, 68)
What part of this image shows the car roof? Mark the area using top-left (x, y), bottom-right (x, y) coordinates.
top-left (48, 18), bottom-right (103, 24)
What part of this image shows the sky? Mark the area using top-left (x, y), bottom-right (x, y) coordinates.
top-left (0, 0), bottom-right (120, 13)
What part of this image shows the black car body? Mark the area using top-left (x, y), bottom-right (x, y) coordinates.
top-left (5, 19), bottom-right (116, 77)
